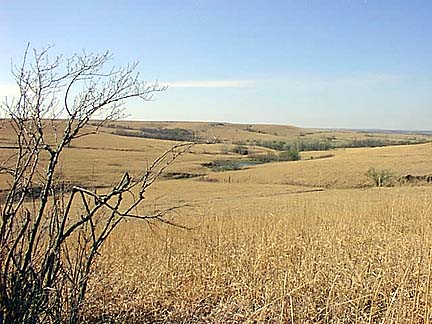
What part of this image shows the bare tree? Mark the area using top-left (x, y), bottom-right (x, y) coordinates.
top-left (0, 45), bottom-right (190, 323)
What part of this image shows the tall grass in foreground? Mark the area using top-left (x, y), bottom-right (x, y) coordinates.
top-left (84, 189), bottom-right (432, 323)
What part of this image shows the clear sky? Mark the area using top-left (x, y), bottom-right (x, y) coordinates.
top-left (1, 0), bottom-right (431, 130)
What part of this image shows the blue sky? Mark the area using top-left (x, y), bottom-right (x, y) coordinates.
top-left (1, 0), bottom-right (431, 130)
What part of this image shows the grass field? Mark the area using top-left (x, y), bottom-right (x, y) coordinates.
top-left (86, 187), bottom-right (432, 323)
top-left (2, 120), bottom-right (432, 323)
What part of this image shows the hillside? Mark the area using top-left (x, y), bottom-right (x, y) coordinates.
top-left (2, 119), bottom-right (432, 192)
top-left (3, 118), bottom-right (432, 322)
top-left (96, 120), bottom-right (432, 147)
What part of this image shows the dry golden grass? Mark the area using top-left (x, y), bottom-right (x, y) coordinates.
top-left (97, 120), bottom-right (432, 144)
top-left (2, 120), bottom-right (432, 322)
top-left (208, 143), bottom-right (432, 189)
top-left (84, 186), bottom-right (432, 323)
top-left (2, 120), bottom-right (431, 190)
top-left (99, 121), bottom-right (303, 143)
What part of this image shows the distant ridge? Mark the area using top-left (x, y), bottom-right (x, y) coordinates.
top-left (328, 128), bottom-right (432, 135)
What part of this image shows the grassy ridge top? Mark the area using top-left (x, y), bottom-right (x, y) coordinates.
top-left (98, 120), bottom-right (303, 143)
top-left (97, 120), bottom-right (432, 144)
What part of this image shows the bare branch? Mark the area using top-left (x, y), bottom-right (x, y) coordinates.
top-left (0, 46), bottom-right (182, 324)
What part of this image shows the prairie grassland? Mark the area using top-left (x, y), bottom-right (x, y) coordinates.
top-left (99, 120), bottom-right (304, 143)
top-left (84, 186), bottom-right (432, 323)
top-left (2, 120), bottom-right (432, 322)
top-left (2, 120), bottom-right (431, 190)
top-left (3, 131), bottom-right (431, 192)
top-left (208, 143), bottom-right (432, 188)
top-left (98, 120), bottom-right (432, 145)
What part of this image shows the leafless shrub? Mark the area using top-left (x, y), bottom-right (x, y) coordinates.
top-left (0, 45), bottom-right (190, 323)
top-left (365, 167), bottom-right (395, 187)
